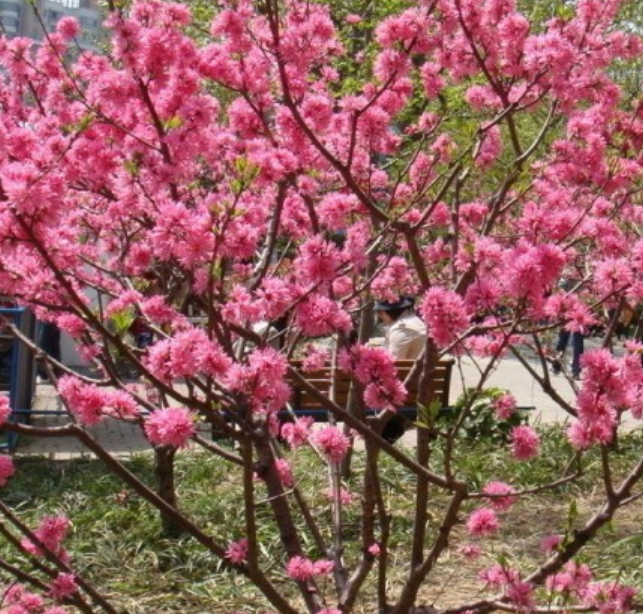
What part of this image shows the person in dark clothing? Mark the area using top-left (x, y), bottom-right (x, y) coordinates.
top-left (552, 329), bottom-right (584, 379)
top-left (37, 321), bottom-right (61, 381)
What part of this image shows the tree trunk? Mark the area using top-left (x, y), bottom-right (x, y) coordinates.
top-left (154, 445), bottom-right (182, 537)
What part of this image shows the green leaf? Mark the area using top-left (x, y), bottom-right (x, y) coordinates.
top-left (163, 116), bottom-right (183, 131)
top-left (110, 308), bottom-right (136, 336)
top-left (415, 399), bottom-right (441, 429)
top-left (124, 159), bottom-right (140, 177)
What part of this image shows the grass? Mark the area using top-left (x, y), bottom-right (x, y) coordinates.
top-left (1, 426), bottom-right (643, 613)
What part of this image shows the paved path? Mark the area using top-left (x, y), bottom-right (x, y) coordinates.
top-left (13, 338), bottom-right (640, 459)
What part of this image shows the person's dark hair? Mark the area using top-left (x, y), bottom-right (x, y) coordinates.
top-left (374, 296), bottom-right (415, 322)
top-left (384, 306), bottom-right (408, 322)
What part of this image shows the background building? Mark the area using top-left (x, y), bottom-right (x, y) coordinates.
top-left (1, 0), bottom-right (103, 50)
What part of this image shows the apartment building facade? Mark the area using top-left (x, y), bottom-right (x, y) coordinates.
top-left (1, 0), bottom-right (103, 50)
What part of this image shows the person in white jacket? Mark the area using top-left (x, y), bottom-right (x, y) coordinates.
top-left (374, 297), bottom-right (426, 359)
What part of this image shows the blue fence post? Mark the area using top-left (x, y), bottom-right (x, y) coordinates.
top-left (0, 307), bottom-right (36, 450)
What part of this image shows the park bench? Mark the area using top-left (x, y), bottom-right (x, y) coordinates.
top-left (283, 359), bottom-right (455, 441)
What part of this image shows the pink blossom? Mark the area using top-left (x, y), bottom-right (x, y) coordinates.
top-left (274, 458), bottom-right (294, 488)
top-left (280, 417), bottom-right (314, 448)
top-left (55, 314), bottom-right (87, 338)
top-left (48, 573), bottom-right (78, 599)
top-left (420, 62), bottom-right (444, 99)
top-left (371, 257), bottom-right (417, 302)
top-left (467, 507), bottom-right (499, 537)
top-left (492, 394), bottom-right (517, 420)
top-left (482, 481), bottom-right (516, 512)
top-left (56, 17), bottom-right (80, 40)
top-left (568, 420), bottom-right (614, 450)
top-left (479, 564), bottom-right (519, 587)
top-left (312, 426), bottom-right (351, 462)
top-left (368, 543), bottom-right (381, 557)
top-left (4, 583), bottom-right (46, 611)
top-left (225, 348), bottom-right (290, 413)
top-left (286, 556), bottom-right (315, 581)
top-left (510, 425), bottom-right (540, 461)
top-left (540, 534), bottom-right (563, 553)
top-left (583, 582), bottom-right (637, 614)
top-left (419, 287), bottom-right (469, 348)
top-left (505, 580), bottom-right (535, 613)
top-left (325, 487), bottom-right (354, 505)
top-left (301, 346), bottom-right (330, 372)
top-left (0, 455), bottom-right (16, 486)
top-left (225, 538), bottom-right (249, 564)
top-left (4, 584), bottom-right (27, 604)
top-left (0, 394), bottom-right (11, 424)
top-left (546, 561), bottom-right (593, 594)
top-left (312, 559), bottom-right (335, 576)
top-left (57, 376), bottom-right (106, 425)
top-left (297, 237), bottom-right (343, 285)
top-left (475, 125), bottom-right (502, 169)
top-left (458, 544), bottom-right (482, 560)
top-left (295, 295), bottom-right (352, 337)
top-left (363, 379), bottom-right (407, 410)
top-left (144, 407), bottom-right (196, 448)
top-left (341, 345), bottom-right (407, 409)
top-left (58, 373), bottom-right (140, 423)
top-left (21, 515), bottom-right (69, 559)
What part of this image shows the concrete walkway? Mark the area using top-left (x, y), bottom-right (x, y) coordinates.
top-left (13, 338), bottom-right (641, 459)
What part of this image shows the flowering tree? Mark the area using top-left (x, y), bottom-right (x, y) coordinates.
top-left (1, 0), bottom-right (643, 613)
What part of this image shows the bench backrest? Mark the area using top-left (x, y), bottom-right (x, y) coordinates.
top-left (288, 359), bottom-right (454, 411)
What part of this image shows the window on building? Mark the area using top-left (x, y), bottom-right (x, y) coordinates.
top-left (50, 0), bottom-right (81, 9)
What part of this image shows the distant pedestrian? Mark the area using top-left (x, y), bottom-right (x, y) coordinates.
top-left (37, 321), bottom-right (61, 382)
top-left (552, 329), bottom-right (583, 379)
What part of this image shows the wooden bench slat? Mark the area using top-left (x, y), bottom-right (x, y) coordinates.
top-left (286, 359), bottom-right (454, 416)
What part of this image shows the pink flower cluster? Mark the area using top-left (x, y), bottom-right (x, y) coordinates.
top-left (492, 394), bottom-right (517, 420)
top-left (286, 556), bottom-right (334, 582)
top-left (0, 394), bottom-right (10, 424)
top-left (145, 327), bottom-right (232, 382)
top-left (467, 507), bottom-right (499, 538)
top-left (324, 487), bottom-right (355, 506)
top-left (371, 257), bottom-right (418, 303)
top-left (20, 515), bottom-right (70, 561)
top-left (144, 407), bottom-right (196, 448)
top-left (301, 346), bottom-right (330, 373)
top-left (339, 345), bottom-right (406, 409)
top-left (280, 417), bottom-right (314, 449)
top-left (225, 538), bottom-right (249, 565)
top-left (479, 563), bottom-right (535, 611)
top-left (458, 544), bottom-right (482, 560)
top-left (57, 377), bottom-right (140, 425)
top-left (294, 295), bottom-right (352, 337)
top-left (274, 458), bottom-right (295, 488)
top-left (3, 583), bottom-right (71, 614)
top-left (482, 481), bottom-right (516, 512)
top-left (0, 455), bottom-right (15, 487)
top-left (419, 287), bottom-right (469, 348)
top-left (225, 347), bottom-right (290, 414)
top-left (48, 573), bottom-right (78, 599)
top-left (312, 426), bottom-right (351, 463)
top-left (509, 425), bottom-right (540, 461)
top-left (567, 349), bottom-right (643, 449)
top-left (546, 562), bottom-right (637, 614)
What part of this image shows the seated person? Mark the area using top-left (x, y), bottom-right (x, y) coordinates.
top-left (373, 297), bottom-right (427, 442)
top-left (374, 296), bottom-right (426, 360)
